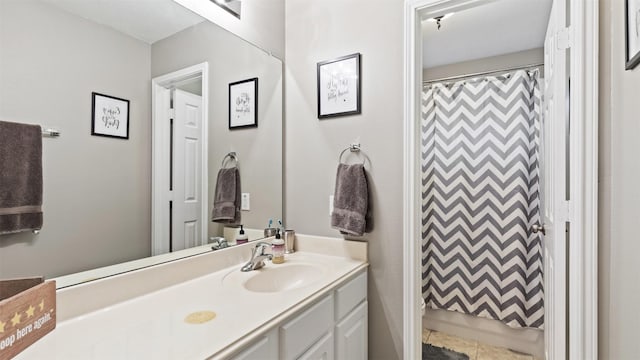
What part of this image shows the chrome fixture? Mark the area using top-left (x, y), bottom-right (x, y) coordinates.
top-left (241, 242), bottom-right (272, 272)
top-left (42, 128), bottom-right (60, 137)
top-left (221, 151), bottom-right (239, 168)
top-left (211, 0), bottom-right (241, 19)
top-left (338, 143), bottom-right (370, 166)
top-left (210, 237), bottom-right (229, 250)
top-left (532, 224), bottom-right (546, 236)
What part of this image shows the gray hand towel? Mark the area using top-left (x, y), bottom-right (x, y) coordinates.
top-left (211, 166), bottom-right (241, 224)
top-left (331, 163), bottom-right (372, 236)
top-left (0, 120), bottom-right (43, 235)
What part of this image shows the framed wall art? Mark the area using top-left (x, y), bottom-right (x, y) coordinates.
top-left (317, 53), bottom-right (361, 119)
top-left (626, 0), bottom-right (640, 70)
top-left (91, 92), bottom-right (130, 139)
top-left (229, 77), bottom-right (258, 129)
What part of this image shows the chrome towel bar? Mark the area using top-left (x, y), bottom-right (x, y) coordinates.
top-left (41, 128), bottom-right (60, 137)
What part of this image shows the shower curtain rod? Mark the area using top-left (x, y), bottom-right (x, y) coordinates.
top-left (422, 62), bottom-right (544, 84)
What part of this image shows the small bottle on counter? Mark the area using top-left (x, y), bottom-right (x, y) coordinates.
top-left (236, 225), bottom-right (248, 244)
top-left (272, 229), bottom-right (285, 264)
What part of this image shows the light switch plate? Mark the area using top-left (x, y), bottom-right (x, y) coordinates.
top-left (241, 193), bottom-right (250, 211)
top-left (329, 195), bottom-right (334, 216)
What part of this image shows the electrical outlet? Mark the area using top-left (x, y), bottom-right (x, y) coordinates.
top-left (329, 195), bottom-right (334, 216)
top-left (241, 193), bottom-right (250, 211)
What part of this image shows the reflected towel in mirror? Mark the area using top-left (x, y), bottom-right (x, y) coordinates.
top-left (0, 120), bottom-right (43, 234)
top-left (211, 166), bottom-right (241, 224)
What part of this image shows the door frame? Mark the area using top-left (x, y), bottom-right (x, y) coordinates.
top-left (151, 62), bottom-right (209, 255)
top-left (402, 1), bottom-right (598, 359)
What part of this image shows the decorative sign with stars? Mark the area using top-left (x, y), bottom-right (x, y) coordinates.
top-left (0, 278), bottom-right (56, 360)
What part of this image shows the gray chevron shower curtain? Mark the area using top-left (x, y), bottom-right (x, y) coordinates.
top-left (421, 69), bottom-right (544, 329)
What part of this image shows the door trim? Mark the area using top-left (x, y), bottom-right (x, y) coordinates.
top-left (402, 1), bottom-right (598, 359)
top-left (151, 62), bottom-right (209, 256)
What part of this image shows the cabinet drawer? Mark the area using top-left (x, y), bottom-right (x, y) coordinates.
top-left (335, 271), bottom-right (367, 321)
top-left (230, 328), bottom-right (278, 360)
top-left (280, 294), bottom-right (334, 360)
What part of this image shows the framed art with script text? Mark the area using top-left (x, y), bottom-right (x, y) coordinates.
top-left (91, 92), bottom-right (130, 139)
top-left (229, 78), bottom-right (258, 129)
top-left (317, 53), bottom-right (361, 119)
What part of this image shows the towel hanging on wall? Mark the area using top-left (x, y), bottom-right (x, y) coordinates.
top-left (211, 166), bottom-right (241, 225)
top-left (331, 157), bottom-right (373, 236)
top-left (0, 120), bottom-right (43, 235)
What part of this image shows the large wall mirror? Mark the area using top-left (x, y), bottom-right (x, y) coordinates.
top-left (0, 0), bottom-right (283, 286)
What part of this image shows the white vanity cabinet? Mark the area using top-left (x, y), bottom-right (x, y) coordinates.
top-left (334, 271), bottom-right (368, 360)
top-left (281, 294), bottom-right (334, 359)
top-left (335, 301), bottom-right (367, 359)
top-left (228, 328), bottom-right (279, 360)
top-left (228, 270), bottom-right (367, 360)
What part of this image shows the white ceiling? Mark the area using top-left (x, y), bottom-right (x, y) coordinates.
top-left (40, 0), bottom-right (205, 44)
top-left (422, 0), bottom-right (552, 69)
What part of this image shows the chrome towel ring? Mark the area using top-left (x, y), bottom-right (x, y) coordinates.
top-left (338, 143), bottom-right (366, 165)
top-left (221, 152), bottom-right (239, 168)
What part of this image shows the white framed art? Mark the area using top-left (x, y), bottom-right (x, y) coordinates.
top-left (317, 53), bottom-right (361, 119)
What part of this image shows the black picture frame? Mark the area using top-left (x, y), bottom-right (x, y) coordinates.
top-left (228, 78), bottom-right (258, 130)
top-left (626, 0), bottom-right (640, 70)
top-left (317, 53), bottom-right (361, 119)
top-left (91, 92), bottom-right (130, 139)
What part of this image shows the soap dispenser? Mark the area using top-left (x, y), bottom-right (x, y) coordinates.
top-left (271, 229), bottom-right (285, 264)
top-left (236, 225), bottom-right (248, 244)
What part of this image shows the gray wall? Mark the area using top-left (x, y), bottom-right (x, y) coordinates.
top-left (423, 48), bottom-right (544, 82)
top-left (151, 21), bottom-right (283, 238)
top-left (176, 0), bottom-right (285, 59)
top-left (598, 1), bottom-right (640, 358)
top-left (0, 0), bottom-right (152, 278)
top-left (284, 0), bottom-right (403, 358)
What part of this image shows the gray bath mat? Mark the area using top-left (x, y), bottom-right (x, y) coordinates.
top-left (422, 343), bottom-right (470, 360)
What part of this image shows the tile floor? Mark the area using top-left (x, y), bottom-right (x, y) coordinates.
top-left (422, 328), bottom-right (540, 360)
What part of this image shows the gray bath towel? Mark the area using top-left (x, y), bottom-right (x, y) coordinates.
top-left (211, 167), bottom-right (241, 224)
top-left (331, 163), bottom-right (372, 236)
top-left (0, 120), bottom-right (43, 234)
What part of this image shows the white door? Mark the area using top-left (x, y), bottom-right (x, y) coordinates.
top-left (542, 0), bottom-right (568, 358)
top-left (172, 89), bottom-right (203, 251)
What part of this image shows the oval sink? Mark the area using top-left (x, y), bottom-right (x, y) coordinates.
top-left (242, 264), bottom-right (324, 293)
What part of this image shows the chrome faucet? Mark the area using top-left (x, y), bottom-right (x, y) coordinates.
top-left (210, 237), bottom-right (229, 250)
top-left (241, 242), bottom-right (272, 272)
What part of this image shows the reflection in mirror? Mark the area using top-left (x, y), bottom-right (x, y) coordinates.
top-left (0, 0), bottom-right (282, 286)
top-left (212, 0), bottom-right (242, 19)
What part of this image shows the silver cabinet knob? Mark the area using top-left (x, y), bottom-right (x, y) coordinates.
top-left (532, 224), bottom-right (546, 235)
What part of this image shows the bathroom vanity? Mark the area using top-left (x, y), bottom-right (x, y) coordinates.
top-left (14, 235), bottom-right (368, 359)
top-left (229, 269), bottom-right (367, 360)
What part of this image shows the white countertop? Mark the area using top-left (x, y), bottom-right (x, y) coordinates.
top-left (54, 227), bottom-right (270, 289)
top-left (15, 235), bottom-right (367, 359)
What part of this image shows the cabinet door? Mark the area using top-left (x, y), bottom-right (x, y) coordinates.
top-left (280, 295), bottom-right (333, 360)
top-left (298, 332), bottom-right (334, 360)
top-left (335, 301), bottom-right (367, 360)
top-left (230, 328), bottom-right (278, 360)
